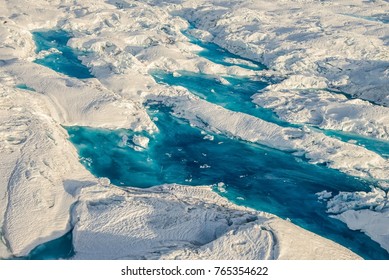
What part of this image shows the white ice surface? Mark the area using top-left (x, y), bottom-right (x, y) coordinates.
top-left (335, 209), bottom-right (389, 253)
top-left (320, 187), bottom-right (389, 252)
top-left (132, 135), bottom-right (149, 149)
top-left (0, 84), bottom-right (94, 257)
top-left (253, 86), bottom-right (389, 140)
top-left (2, 61), bottom-right (156, 131)
top-left (72, 183), bottom-right (360, 260)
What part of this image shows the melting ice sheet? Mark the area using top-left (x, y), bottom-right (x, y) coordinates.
top-left (66, 105), bottom-right (389, 260)
top-left (28, 26), bottom-right (389, 259)
top-left (32, 30), bottom-right (93, 79)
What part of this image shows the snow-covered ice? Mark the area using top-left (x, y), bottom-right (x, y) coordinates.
top-left (319, 187), bottom-right (389, 252)
top-left (72, 183), bottom-right (360, 260)
top-left (132, 135), bottom-right (150, 149)
top-left (1, 0), bottom-right (389, 259)
top-left (0, 84), bottom-right (93, 257)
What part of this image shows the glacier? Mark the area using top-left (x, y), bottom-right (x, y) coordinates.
top-left (0, 0), bottom-right (389, 259)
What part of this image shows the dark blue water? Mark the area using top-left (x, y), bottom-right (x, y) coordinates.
top-left (66, 104), bottom-right (389, 259)
top-left (15, 84), bottom-right (36, 92)
top-left (182, 28), bottom-right (266, 71)
top-left (32, 30), bottom-right (93, 79)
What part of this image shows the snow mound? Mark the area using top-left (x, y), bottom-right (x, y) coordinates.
top-left (71, 184), bottom-right (360, 260)
top-left (334, 209), bottom-right (389, 253)
top-left (320, 187), bottom-right (389, 252)
top-left (0, 85), bottom-right (94, 257)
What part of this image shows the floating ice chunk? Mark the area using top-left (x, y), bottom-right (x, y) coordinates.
top-left (132, 135), bottom-right (149, 149)
top-left (119, 134), bottom-right (128, 147)
top-left (217, 182), bottom-right (227, 193)
top-left (80, 157), bottom-right (93, 167)
top-left (316, 190), bottom-right (333, 200)
top-left (203, 134), bottom-right (214, 141)
top-left (215, 76), bottom-right (230, 85)
top-left (133, 146), bottom-right (144, 152)
top-left (35, 48), bottom-right (62, 59)
top-left (326, 187), bottom-right (387, 214)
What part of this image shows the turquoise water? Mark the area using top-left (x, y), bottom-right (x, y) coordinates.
top-left (24, 231), bottom-right (74, 260)
top-left (151, 69), bottom-right (389, 160)
top-left (182, 28), bottom-right (266, 71)
top-left (15, 84), bottom-right (36, 92)
top-left (32, 30), bottom-right (93, 79)
top-left (151, 70), bottom-right (294, 127)
top-left (66, 104), bottom-right (389, 259)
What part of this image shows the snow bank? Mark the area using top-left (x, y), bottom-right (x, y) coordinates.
top-left (253, 86), bottom-right (389, 141)
top-left (320, 188), bottom-right (389, 252)
top-left (72, 183), bottom-right (360, 260)
top-left (0, 84), bottom-right (94, 257)
top-left (335, 209), bottom-right (389, 253)
top-left (2, 61), bottom-right (156, 131)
